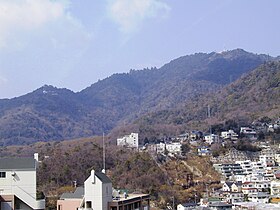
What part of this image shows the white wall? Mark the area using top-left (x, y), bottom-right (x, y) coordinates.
top-left (0, 170), bottom-right (36, 198)
top-left (117, 133), bottom-right (139, 149)
top-left (84, 170), bottom-right (112, 210)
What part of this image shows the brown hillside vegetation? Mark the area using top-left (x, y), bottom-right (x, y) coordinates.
top-left (0, 137), bottom-right (220, 208)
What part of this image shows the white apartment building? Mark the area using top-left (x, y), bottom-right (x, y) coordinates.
top-left (117, 133), bottom-right (139, 149)
top-left (156, 142), bottom-right (182, 155)
top-left (166, 142), bottom-right (182, 155)
top-left (204, 134), bottom-right (220, 144)
top-left (247, 192), bottom-right (270, 203)
top-left (0, 154), bottom-right (45, 210)
top-left (221, 130), bottom-right (238, 140)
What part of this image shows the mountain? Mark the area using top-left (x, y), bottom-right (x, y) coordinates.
top-left (132, 60), bottom-right (280, 136)
top-left (0, 49), bottom-right (273, 145)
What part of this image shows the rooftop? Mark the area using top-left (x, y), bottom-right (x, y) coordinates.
top-left (60, 187), bottom-right (84, 199)
top-left (0, 157), bottom-right (35, 170)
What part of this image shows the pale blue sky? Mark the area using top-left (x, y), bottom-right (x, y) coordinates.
top-left (0, 0), bottom-right (279, 98)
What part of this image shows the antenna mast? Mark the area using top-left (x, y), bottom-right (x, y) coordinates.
top-left (103, 132), bottom-right (106, 174)
top-left (208, 105), bottom-right (212, 135)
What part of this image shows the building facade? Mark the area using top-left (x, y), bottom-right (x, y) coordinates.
top-left (0, 154), bottom-right (45, 210)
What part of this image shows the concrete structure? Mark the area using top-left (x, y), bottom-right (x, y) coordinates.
top-left (271, 180), bottom-right (280, 196)
top-left (165, 142), bottom-right (182, 155)
top-left (221, 130), bottom-right (238, 140)
top-left (109, 193), bottom-right (150, 210)
top-left (240, 127), bottom-right (257, 140)
top-left (197, 146), bottom-right (212, 156)
top-left (117, 133), bottom-right (139, 149)
top-left (204, 134), bottom-right (220, 145)
top-left (0, 154), bottom-right (45, 210)
top-left (156, 142), bottom-right (182, 155)
top-left (177, 203), bottom-right (197, 210)
top-left (247, 192), bottom-right (270, 203)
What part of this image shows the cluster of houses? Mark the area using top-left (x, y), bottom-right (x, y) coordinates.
top-left (0, 154), bottom-right (150, 210)
top-left (117, 132), bottom-right (183, 156)
top-left (177, 146), bottom-right (280, 209)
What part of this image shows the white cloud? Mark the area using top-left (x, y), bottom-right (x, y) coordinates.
top-left (0, 0), bottom-right (77, 49)
top-left (0, 0), bottom-right (93, 98)
top-left (107, 0), bottom-right (170, 33)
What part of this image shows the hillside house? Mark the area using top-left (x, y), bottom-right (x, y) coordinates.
top-left (0, 154), bottom-right (45, 210)
top-left (197, 146), bottom-right (212, 156)
top-left (57, 187), bottom-right (84, 210)
top-left (117, 133), bottom-right (139, 149)
top-left (57, 169), bottom-right (150, 210)
top-left (221, 130), bottom-right (238, 140)
top-left (247, 192), bottom-right (270, 203)
top-left (271, 180), bottom-right (280, 196)
top-left (240, 127), bottom-right (257, 140)
top-left (225, 192), bottom-right (244, 203)
top-left (222, 182), bottom-right (242, 192)
top-left (156, 142), bottom-right (182, 155)
top-left (204, 134), bottom-right (220, 145)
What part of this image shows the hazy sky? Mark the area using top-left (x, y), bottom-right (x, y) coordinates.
top-left (0, 0), bottom-right (279, 99)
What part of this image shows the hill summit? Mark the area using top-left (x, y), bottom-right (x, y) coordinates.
top-left (0, 49), bottom-right (274, 145)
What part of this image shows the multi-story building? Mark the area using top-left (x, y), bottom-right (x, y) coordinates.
top-left (240, 127), bottom-right (257, 140)
top-left (0, 154), bottom-right (45, 210)
top-left (156, 142), bottom-right (182, 155)
top-left (117, 133), bottom-right (139, 149)
top-left (213, 163), bottom-right (244, 178)
top-left (204, 134), bottom-right (220, 145)
top-left (271, 180), bottom-right (280, 196)
top-left (221, 130), bottom-right (238, 140)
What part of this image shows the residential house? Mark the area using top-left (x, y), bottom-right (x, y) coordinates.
top-left (222, 182), bottom-right (242, 192)
top-left (247, 192), bottom-right (270, 203)
top-left (242, 182), bottom-right (258, 195)
top-left (156, 142), bottom-right (182, 155)
top-left (117, 133), bottom-right (139, 149)
top-left (225, 192), bottom-right (244, 203)
top-left (240, 127), bottom-right (257, 140)
top-left (204, 134), bottom-right (220, 145)
top-left (177, 203), bottom-right (197, 210)
top-left (0, 154), bottom-right (45, 210)
top-left (57, 187), bottom-right (84, 210)
top-left (221, 130), bottom-right (238, 140)
top-left (271, 180), bottom-right (280, 196)
top-left (57, 169), bottom-right (150, 210)
top-left (197, 146), bottom-right (212, 156)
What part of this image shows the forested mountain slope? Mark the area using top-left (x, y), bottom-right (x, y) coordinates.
top-left (0, 49), bottom-right (271, 145)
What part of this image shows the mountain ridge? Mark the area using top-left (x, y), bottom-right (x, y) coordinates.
top-left (0, 49), bottom-right (275, 145)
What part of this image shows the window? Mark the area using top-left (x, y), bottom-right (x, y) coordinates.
top-left (86, 201), bottom-right (92, 208)
top-left (0, 172), bottom-right (6, 178)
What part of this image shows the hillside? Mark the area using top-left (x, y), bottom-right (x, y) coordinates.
top-left (0, 137), bottom-right (220, 208)
top-left (131, 61), bottom-right (280, 138)
top-left (0, 49), bottom-right (271, 145)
